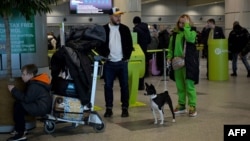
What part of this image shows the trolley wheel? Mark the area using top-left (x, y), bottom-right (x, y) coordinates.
top-left (93, 122), bottom-right (105, 133)
top-left (44, 120), bottom-right (56, 134)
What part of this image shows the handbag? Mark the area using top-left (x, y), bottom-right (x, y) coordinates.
top-left (171, 43), bottom-right (186, 70)
top-left (172, 56), bottom-right (185, 70)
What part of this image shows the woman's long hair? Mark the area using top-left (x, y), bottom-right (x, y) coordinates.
top-left (175, 14), bottom-right (194, 31)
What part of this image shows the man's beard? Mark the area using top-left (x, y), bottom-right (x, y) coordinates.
top-left (111, 20), bottom-right (120, 25)
top-left (113, 22), bottom-right (120, 25)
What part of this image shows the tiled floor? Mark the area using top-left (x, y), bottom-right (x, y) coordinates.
top-left (1, 58), bottom-right (250, 141)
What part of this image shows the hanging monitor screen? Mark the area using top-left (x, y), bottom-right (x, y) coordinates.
top-left (69, 0), bottom-right (113, 14)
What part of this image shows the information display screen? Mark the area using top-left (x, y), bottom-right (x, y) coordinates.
top-left (70, 0), bottom-right (113, 14)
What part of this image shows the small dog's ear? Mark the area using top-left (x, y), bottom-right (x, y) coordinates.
top-left (145, 83), bottom-right (149, 87)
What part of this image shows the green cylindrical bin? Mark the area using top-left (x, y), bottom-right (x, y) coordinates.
top-left (208, 39), bottom-right (228, 81)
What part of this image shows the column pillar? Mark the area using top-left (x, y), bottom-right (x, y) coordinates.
top-left (225, 0), bottom-right (250, 36)
top-left (114, 0), bottom-right (141, 30)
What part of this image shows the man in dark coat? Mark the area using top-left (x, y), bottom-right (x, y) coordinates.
top-left (7, 64), bottom-right (52, 141)
top-left (203, 18), bottom-right (225, 79)
top-left (132, 16), bottom-right (151, 90)
top-left (228, 21), bottom-right (250, 77)
top-left (201, 25), bottom-right (209, 58)
top-left (157, 28), bottom-right (170, 76)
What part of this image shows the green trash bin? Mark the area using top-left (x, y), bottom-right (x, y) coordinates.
top-left (208, 39), bottom-right (228, 81)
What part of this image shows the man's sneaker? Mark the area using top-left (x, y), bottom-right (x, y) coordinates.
top-left (174, 104), bottom-right (186, 114)
top-left (189, 106), bottom-right (197, 117)
top-left (7, 133), bottom-right (26, 141)
top-left (104, 108), bottom-right (113, 117)
top-left (121, 108), bottom-right (129, 117)
top-left (10, 130), bottom-right (28, 135)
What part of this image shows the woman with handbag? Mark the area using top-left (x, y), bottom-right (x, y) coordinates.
top-left (167, 14), bottom-right (199, 117)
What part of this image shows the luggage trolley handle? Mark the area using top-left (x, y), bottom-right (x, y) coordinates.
top-left (93, 55), bottom-right (109, 62)
top-left (90, 56), bottom-right (108, 111)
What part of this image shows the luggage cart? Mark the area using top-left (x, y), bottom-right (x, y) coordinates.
top-left (43, 55), bottom-right (106, 134)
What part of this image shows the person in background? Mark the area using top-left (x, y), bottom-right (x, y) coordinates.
top-left (201, 23), bottom-right (210, 58)
top-left (7, 64), bottom-right (52, 141)
top-left (157, 26), bottom-right (170, 76)
top-left (152, 24), bottom-right (159, 38)
top-left (132, 16), bottom-right (151, 90)
top-left (47, 32), bottom-right (57, 50)
top-left (96, 7), bottom-right (133, 118)
top-left (147, 24), bottom-right (160, 76)
top-left (167, 14), bottom-right (199, 117)
top-left (203, 18), bottom-right (225, 79)
top-left (228, 21), bottom-right (250, 77)
top-left (147, 24), bottom-right (159, 50)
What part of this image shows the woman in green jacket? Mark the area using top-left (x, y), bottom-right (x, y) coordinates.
top-left (167, 14), bottom-right (199, 117)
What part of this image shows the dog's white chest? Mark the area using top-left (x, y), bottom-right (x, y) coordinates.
top-left (151, 101), bottom-right (159, 110)
top-left (150, 95), bottom-right (159, 110)
top-left (150, 95), bottom-right (157, 99)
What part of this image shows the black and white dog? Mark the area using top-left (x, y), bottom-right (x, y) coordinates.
top-left (144, 83), bottom-right (175, 124)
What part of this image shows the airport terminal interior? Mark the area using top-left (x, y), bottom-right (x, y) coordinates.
top-left (1, 0), bottom-right (250, 141)
top-left (1, 57), bottom-right (250, 141)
